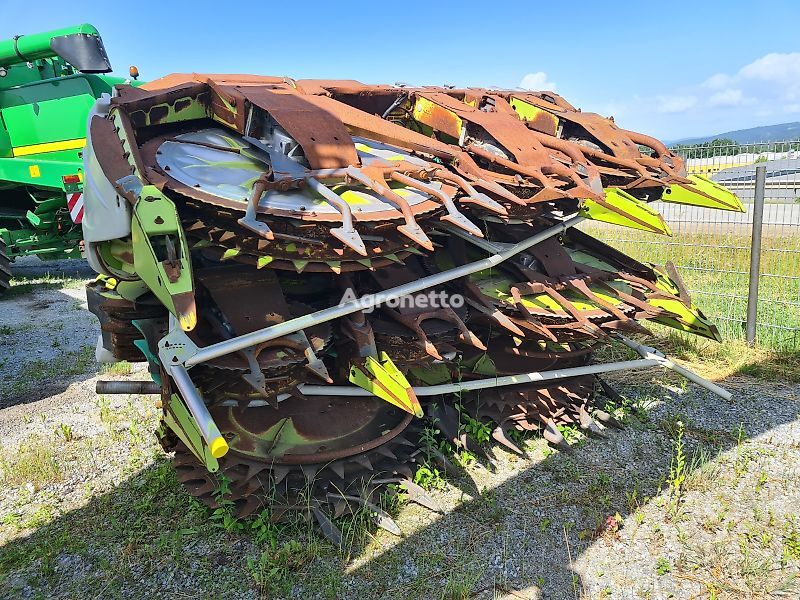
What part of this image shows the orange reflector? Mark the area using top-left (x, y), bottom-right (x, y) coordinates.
top-left (62, 174), bottom-right (82, 185)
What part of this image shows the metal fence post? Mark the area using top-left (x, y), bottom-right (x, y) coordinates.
top-left (746, 164), bottom-right (766, 346)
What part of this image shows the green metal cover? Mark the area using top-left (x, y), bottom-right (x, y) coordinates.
top-left (0, 24), bottom-right (137, 261)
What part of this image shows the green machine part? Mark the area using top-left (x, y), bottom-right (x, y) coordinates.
top-left (163, 394), bottom-right (219, 473)
top-left (0, 24), bottom-right (134, 281)
top-left (131, 185), bottom-right (197, 332)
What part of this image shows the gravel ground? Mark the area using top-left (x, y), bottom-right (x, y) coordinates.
top-left (0, 261), bottom-right (798, 599)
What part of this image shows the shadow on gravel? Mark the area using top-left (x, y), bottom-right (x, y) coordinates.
top-left (1, 369), bottom-right (796, 598)
top-left (3, 257), bottom-right (94, 297)
top-left (0, 458), bottom-right (233, 597)
top-left (332, 370), bottom-right (796, 598)
top-left (0, 258), bottom-right (98, 408)
top-left (7, 256), bottom-right (94, 280)
top-left (0, 369), bottom-right (100, 411)
top-left (343, 363), bottom-right (785, 597)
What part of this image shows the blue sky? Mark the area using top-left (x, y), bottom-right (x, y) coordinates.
top-left (3, 0), bottom-right (800, 140)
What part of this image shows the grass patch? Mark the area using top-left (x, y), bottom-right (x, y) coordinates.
top-left (651, 330), bottom-right (799, 382)
top-left (0, 436), bottom-right (62, 487)
top-left (441, 566), bottom-right (483, 599)
top-left (0, 323), bottom-right (35, 336)
top-left (580, 224), bottom-right (800, 351)
top-left (6, 274), bottom-right (87, 298)
top-left (101, 361), bottom-right (133, 376)
top-left (597, 328), bottom-right (800, 384)
top-left (4, 345), bottom-right (95, 398)
top-left (655, 556), bottom-right (672, 576)
top-left (247, 539), bottom-right (316, 597)
top-left (0, 459), bottom-right (203, 576)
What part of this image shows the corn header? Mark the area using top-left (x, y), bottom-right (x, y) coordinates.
top-left (86, 73), bottom-right (740, 540)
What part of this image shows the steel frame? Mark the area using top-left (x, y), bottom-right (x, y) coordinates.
top-left (158, 214), bottom-right (586, 367)
top-left (151, 213), bottom-right (732, 452)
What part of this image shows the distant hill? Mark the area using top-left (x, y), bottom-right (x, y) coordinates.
top-left (668, 122), bottom-right (800, 146)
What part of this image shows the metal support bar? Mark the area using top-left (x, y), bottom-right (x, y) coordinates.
top-left (438, 223), bottom-right (509, 253)
top-left (300, 358), bottom-right (660, 396)
top-left (167, 364), bottom-right (229, 457)
top-left (615, 335), bottom-right (733, 401)
top-left (746, 165), bottom-right (766, 347)
top-left (175, 215), bottom-right (585, 367)
top-left (96, 380), bottom-right (161, 395)
top-left (301, 337), bottom-right (733, 402)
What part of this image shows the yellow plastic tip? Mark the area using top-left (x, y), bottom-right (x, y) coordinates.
top-left (179, 310), bottom-right (197, 332)
top-left (209, 436), bottom-right (229, 458)
top-left (663, 174), bottom-right (745, 213)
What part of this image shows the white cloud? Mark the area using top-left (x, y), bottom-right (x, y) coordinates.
top-left (702, 73), bottom-right (732, 89)
top-left (587, 51), bottom-right (800, 139)
top-left (656, 95), bottom-right (697, 113)
top-left (708, 88), bottom-right (747, 107)
top-left (519, 71), bottom-right (556, 91)
top-left (739, 52), bottom-right (800, 84)
top-left (699, 53), bottom-right (800, 107)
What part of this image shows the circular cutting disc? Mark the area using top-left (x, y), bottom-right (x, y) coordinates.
top-left (211, 395), bottom-right (412, 464)
top-left (154, 128), bottom-right (441, 220)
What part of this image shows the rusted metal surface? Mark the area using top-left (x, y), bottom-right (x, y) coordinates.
top-left (167, 395), bottom-right (422, 530)
top-left (85, 279), bottom-right (167, 362)
top-left (83, 73), bottom-right (732, 537)
top-left (296, 81), bottom-right (689, 200)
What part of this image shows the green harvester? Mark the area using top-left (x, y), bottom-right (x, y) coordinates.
top-left (0, 24), bottom-right (133, 292)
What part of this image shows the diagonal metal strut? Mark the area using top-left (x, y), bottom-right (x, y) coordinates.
top-left (301, 358), bottom-right (661, 396)
top-left (160, 215), bottom-right (586, 368)
top-left (299, 335), bottom-right (732, 401)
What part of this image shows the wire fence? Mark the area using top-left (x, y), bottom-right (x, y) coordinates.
top-left (581, 139), bottom-right (800, 351)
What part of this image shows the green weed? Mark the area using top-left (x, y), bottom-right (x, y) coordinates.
top-left (666, 420), bottom-right (687, 519)
top-left (54, 423), bottom-right (74, 443)
top-left (655, 557), bottom-right (672, 575)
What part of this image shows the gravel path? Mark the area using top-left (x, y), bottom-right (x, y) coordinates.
top-left (0, 264), bottom-right (798, 599)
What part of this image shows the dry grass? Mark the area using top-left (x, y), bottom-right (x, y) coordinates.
top-left (0, 436), bottom-right (62, 487)
top-left (599, 327), bottom-right (800, 385)
top-left (654, 330), bottom-right (800, 383)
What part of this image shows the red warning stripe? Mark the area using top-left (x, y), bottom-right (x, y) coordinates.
top-left (67, 192), bottom-right (84, 224)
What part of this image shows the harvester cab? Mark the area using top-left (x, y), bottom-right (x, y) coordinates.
top-left (0, 24), bottom-right (129, 293)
